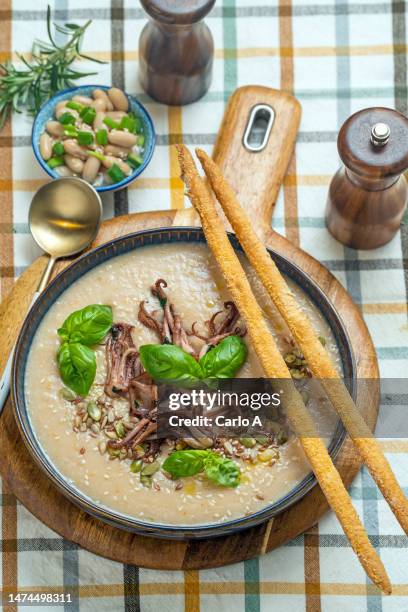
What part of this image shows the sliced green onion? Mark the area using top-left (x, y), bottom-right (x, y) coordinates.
top-left (134, 117), bottom-right (142, 133)
top-left (48, 156), bottom-right (65, 169)
top-left (88, 150), bottom-right (105, 162)
top-left (59, 112), bottom-right (76, 125)
top-left (52, 141), bottom-right (65, 156)
top-left (66, 100), bottom-right (84, 112)
top-left (107, 163), bottom-right (126, 183)
top-left (137, 134), bottom-right (145, 148)
top-left (63, 125), bottom-right (78, 137)
top-left (77, 131), bottom-right (94, 146)
top-left (80, 106), bottom-right (96, 125)
top-left (103, 116), bottom-right (120, 130)
top-left (120, 115), bottom-right (136, 133)
top-left (96, 128), bottom-right (108, 146)
top-left (127, 153), bottom-right (143, 169)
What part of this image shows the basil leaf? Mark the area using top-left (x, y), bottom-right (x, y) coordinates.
top-left (162, 450), bottom-right (208, 477)
top-left (139, 344), bottom-right (203, 386)
top-left (203, 454), bottom-right (240, 488)
top-left (57, 304), bottom-right (113, 346)
top-left (57, 342), bottom-right (96, 396)
top-left (162, 450), bottom-right (240, 487)
top-left (199, 336), bottom-right (247, 379)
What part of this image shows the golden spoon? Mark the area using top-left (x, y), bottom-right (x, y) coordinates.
top-left (0, 177), bottom-right (102, 411)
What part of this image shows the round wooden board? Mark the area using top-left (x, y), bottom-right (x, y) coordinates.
top-left (0, 207), bottom-right (380, 570)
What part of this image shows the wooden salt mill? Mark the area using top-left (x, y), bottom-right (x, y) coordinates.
top-left (139, 0), bottom-right (215, 106)
top-left (325, 107), bottom-right (408, 249)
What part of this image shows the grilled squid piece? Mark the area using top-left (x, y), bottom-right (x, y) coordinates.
top-left (105, 323), bottom-right (142, 397)
top-left (189, 301), bottom-right (246, 359)
top-left (138, 278), bottom-right (196, 356)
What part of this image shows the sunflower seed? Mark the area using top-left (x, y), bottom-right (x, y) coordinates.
top-left (107, 410), bottom-right (115, 423)
top-left (60, 387), bottom-right (77, 401)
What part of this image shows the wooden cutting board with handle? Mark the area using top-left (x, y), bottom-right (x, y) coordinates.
top-left (0, 86), bottom-right (379, 569)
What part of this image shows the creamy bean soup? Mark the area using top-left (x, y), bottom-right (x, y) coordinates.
top-left (25, 243), bottom-right (341, 526)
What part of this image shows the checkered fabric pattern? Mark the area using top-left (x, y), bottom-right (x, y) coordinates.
top-left (1, 0), bottom-right (408, 610)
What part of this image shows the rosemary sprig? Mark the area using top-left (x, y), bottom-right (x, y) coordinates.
top-left (0, 5), bottom-right (106, 131)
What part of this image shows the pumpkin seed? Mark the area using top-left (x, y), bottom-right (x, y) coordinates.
top-left (130, 459), bottom-right (143, 473)
top-left (119, 449), bottom-right (128, 460)
top-left (140, 474), bottom-right (152, 488)
top-left (105, 430), bottom-right (118, 440)
top-left (318, 335), bottom-right (326, 347)
top-left (133, 444), bottom-right (146, 458)
top-left (87, 401), bottom-right (101, 421)
top-left (114, 421), bottom-right (126, 438)
top-left (255, 435), bottom-right (269, 445)
top-left (300, 390), bottom-right (309, 405)
top-left (258, 448), bottom-right (279, 463)
top-left (239, 437), bottom-right (256, 448)
top-left (277, 430), bottom-right (288, 445)
top-left (60, 387), bottom-right (77, 401)
top-left (141, 460), bottom-right (160, 476)
top-left (284, 353), bottom-right (296, 364)
top-left (107, 446), bottom-right (120, 457)
top-left (290, 368), bottom-right (304, 379)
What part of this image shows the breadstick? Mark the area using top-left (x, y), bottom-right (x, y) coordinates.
top-left (176, 144), bottom-right (391, 595)
top-left (195, 147), bottom-right (408, 537)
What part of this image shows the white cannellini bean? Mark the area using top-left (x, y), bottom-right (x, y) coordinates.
top-left (46, 121), bottom-right (64, 137)
top-left (105, 111), bottom-right (127, 121)
top-left (102, 155), bottom-right (132, 175)
top-left (56, 106), bottom-right (78, 120)
top-left (107, 87), bottom-right (129, 112)
top-left (55, 165), bottom-right (73, 177)
top-left (93, 111), bottom-right (106, 131)
top-left (55, 100), bottom-right (68, 114)
top-left (91, 98), bottom-right (107, 113)
top-left (92, 89), bottom-right (114, 111)
top-left (64, 154), bottom-right (84, 174)
top-left (104, 144), bottom-right (132, 159)
top-left (63, 139), bottom-right (89, 160)
top-left (72, 95), bottom-right (94, 106)
top-left (39, 132), bottom-right (53, 161)
top-left (82, 156), bottom-right (101, 183)
top-left (107, 130), bottom-right (137, 147)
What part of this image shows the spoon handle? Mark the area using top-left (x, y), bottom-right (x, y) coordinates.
top-left (0, 291), bottom-right (40, 414)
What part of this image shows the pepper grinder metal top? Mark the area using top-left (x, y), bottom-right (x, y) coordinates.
top-left (325, 107), bottom-right (408, 249)
top-left (139, 0), bottom-right (215, 106)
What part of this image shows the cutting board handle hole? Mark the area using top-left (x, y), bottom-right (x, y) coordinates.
top-left (243, 104), bottom-right (275, 152)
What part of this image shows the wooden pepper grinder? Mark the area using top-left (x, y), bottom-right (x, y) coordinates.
top-left (325, 107), bottom-right (408, 249)
top-left (139, 0), bottom-right (215, 106)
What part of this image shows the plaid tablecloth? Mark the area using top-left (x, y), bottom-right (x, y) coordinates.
top-left (1, 0), bottom-right (408, 610)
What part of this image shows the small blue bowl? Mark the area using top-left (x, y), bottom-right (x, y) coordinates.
top-left (32, 85), bottom-right (156, 193)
